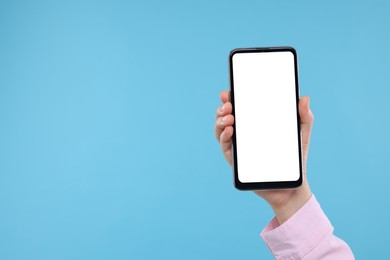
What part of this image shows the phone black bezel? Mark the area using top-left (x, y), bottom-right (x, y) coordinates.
top-left (229, 46), bottom-right (303, 190)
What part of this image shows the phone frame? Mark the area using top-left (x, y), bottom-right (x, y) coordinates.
top-left (229, 46), bottom-right (303, 190)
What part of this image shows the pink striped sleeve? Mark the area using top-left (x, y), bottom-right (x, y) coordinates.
top-left (260, 195), bottom-right (354, 260)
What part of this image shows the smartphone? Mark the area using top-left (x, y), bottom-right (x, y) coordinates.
top-left (229, 47), bottom-right (303, 190)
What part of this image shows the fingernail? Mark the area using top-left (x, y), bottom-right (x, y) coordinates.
top-left (220, 104), bottom-right (225, 113)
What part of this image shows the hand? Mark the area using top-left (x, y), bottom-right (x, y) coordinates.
top-left (215, 90), bottom-right (315, 224)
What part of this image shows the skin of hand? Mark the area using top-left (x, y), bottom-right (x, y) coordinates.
top-left (215, 90), bottom-right (315, 224)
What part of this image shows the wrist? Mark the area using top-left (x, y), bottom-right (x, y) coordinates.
top-left (271, 184), bottom-right (312, 224)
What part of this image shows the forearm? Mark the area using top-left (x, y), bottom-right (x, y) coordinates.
top-left (261, 195), bottom-right (354, 260)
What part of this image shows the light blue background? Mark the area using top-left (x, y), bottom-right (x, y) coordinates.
top-left (0, 0), bottom-right (389, 259)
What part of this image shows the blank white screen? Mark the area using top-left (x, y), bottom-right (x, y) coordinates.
top-left (232, 51), bottom-right (300, 183)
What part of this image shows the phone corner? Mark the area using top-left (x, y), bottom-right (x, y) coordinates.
top-left (283, 45), bottom-right (295, 51)
top-left (229, 48), bottom-right (241, 59)
top-left (234, 178), bottom-right (247, 191)
top-left (285, 46), bottom-right (298, 58)
top-left (291, 176), bottom-right (303, 189)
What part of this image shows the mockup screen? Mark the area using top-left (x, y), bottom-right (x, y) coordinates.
top-left (232, 51), bottom-right (300, 183)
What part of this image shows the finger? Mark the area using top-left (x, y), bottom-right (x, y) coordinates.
top-left (298, 96), bottom-right (315, 149)
top-left (215, 102), bottom-right (232, 119)
top-left (214, 114), bottom-right (234, 142)
top-left (220, 90), bottom-right (230, 103)
top-left (220, 126), bottom-right (234, 153)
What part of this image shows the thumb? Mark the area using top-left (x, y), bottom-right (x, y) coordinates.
top-left (299, 96), bottom-right (314, 151)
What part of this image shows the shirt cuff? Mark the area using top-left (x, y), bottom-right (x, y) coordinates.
top-left (260, 195), bottom-right (333, 260)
